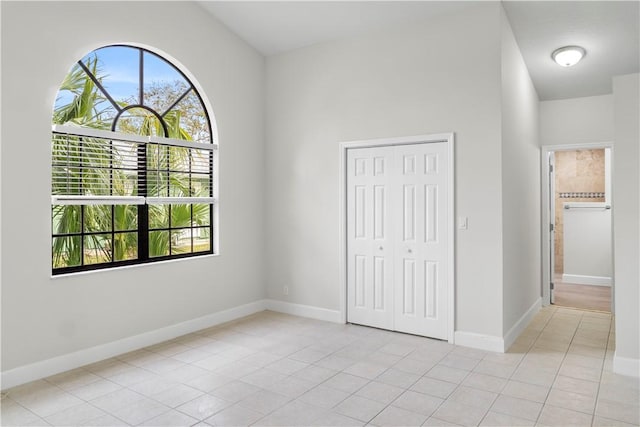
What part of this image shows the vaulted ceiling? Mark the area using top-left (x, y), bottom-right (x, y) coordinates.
top-left (199, 1), bottom-right (639, 101)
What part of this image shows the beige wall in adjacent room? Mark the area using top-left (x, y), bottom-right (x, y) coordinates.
top-left (554, 149), bottom-right (606, 274)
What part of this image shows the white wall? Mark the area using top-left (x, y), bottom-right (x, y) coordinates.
top-left (612, 73), bottom-right (640, 375)
top-left (540, 94), bottom-right (614, 145)
top-left (563, 206), bottom-right (612, 284)
top-left (265, 3), bottom-right (505, 339)
top-left (500, 9), bottom-right (541, 337)
top-left (1, 2), bottom-right (265, 372)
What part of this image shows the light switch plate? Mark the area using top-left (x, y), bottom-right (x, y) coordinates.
top-left (458, 216), bottom-right (468, 230)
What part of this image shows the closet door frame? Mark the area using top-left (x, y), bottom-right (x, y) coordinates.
top-left (339, 133), bottom-right (456, 344)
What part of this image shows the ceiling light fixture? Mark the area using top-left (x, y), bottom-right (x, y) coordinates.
top-left (551, 46), bottom-right (586, 67)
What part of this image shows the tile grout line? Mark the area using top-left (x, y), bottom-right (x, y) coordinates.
top-left (589, 312), bottom-right (615, 427)
top-left (535, 307), bottom-right (610, 426)
top-left (303, 335), bottom-right (432, 425)
top-left (479, 305), bottom-right (553, 425)
top-left (293, 330), bottom-right (456, 425)
top-left (1, 394), bottom-right (48, 426)
top-left (379, 339), bottom-right (470, 425)
top-left (4, 308), bottom-right (624, 427)
top-left (243, 325), bottom-right (395, 426)
top-left (535, 306), bottom-right (580, 426)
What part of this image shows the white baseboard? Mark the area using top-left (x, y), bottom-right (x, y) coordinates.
top-left (1, 300), bottom-right (267, 390)
top-left (562, 274), bottom-right (612, 286)
top-left (265, 299), bottom-right (342, 323)
top-left (613, 353), bottom-right (640, 378)
top-left (1, 299), bottom-right (344, 390)
top-left (454, 331), bottom-right (504, 353)
top-left (503, 297), bottom-right (542, 351)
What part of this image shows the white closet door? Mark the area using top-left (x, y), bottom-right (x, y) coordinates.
top-left (347, 146), bottom-right (394, 330)
top-left (393, 143), bottom-right (449, 339)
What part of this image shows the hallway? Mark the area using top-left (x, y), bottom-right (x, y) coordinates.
top-left (553, 275), bottom-right (612, 312)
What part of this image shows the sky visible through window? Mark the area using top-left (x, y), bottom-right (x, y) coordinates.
top-left (54, 45), bottom-right (211, 144)
top-left (51, 45), bottom-right (214, 272)
top-left (55, 46), bottom-right (188, 112)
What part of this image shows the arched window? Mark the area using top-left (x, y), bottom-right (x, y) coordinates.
top-left (52, 45), bottom-right (216, 274)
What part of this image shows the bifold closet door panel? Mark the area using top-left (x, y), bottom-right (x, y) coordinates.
top-left (393, 143), bottom-right (449, 340)
top-left (346, 146), bottom-right (394, 330)
top-left (347, 141), bottom-right (449, 340)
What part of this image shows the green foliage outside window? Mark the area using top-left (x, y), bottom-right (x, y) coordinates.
top-left (52, 46), bottom-right (213, 271)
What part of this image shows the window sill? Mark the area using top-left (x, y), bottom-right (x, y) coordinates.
top-left (50, 253), bottom-right (220, 280)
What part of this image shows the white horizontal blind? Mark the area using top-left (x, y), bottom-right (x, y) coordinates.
top-left (51, 125), bottom-right (216, 205)
top-left (51, 195), bottom-right (146, 205)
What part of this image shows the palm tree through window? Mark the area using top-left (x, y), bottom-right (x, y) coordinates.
top-left (52, 45), bottom-right (216, 274)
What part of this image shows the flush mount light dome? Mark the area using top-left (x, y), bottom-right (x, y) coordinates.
top-left (552, 46), bottom-right (586, 67)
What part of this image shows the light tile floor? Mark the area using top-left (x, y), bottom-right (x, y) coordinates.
top-left (1, 306), bottom-right (639, 426)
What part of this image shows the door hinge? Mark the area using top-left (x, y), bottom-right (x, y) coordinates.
top-left (550, 282), bottom-right (555, 290)
top-left (550, 223), bottom-right (554, 232)
top-left (549, 164), bottom-right (554, 173)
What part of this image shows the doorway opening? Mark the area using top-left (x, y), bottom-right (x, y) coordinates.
top-left (542, 144), bottom-right (613, 313)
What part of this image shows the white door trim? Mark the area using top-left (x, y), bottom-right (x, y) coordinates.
top-left (339, 133), bottom-right (455, 343)
top-left (540, 142), bottom-right (614, 308)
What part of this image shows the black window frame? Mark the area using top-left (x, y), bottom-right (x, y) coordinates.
top-left (52, 45), bottom-right (215, 275)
